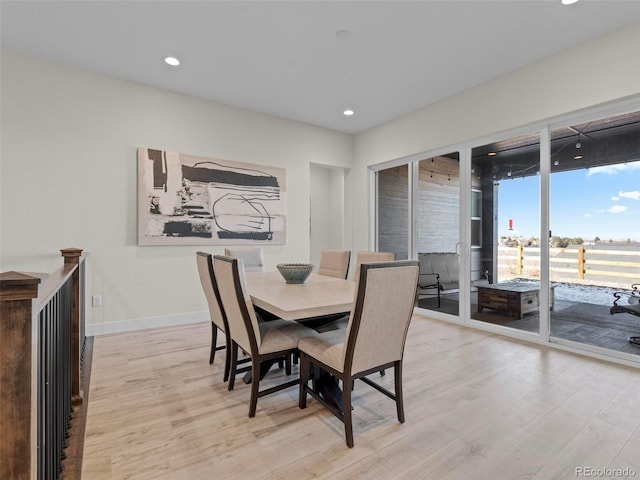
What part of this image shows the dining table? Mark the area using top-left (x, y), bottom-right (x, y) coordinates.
top-left (241, 271), bottom-right (355, 384)
top-left (244, 271), bottom-right (355, 320)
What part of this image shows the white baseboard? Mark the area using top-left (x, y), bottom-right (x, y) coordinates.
top-left (86, 310), bottom-right (209, 336)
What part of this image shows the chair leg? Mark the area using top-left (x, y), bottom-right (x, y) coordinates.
top-left (313, 364), bottom-right (322, 391)
top-left (228, 342), bottom-right (238, 392)
top-left (209, 323), bottom-right (217, 364)
top-left (342, 377), bottom-right (354, 448)
top-left (223, 332), bottom-right (231, 382)
top-left (299, 354), bottom-right (310, 409)
top-left (394, 361), bottom-right (405, 423)
top-left (285, 354), bottom-right (292, 375)
top-left (310, 363), bottom-right (318, 392)
top-left (249, 360), bottom-right (261, 418)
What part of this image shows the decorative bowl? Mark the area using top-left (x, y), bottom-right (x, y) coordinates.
top-left (276, 263), bottom-right (314, 284)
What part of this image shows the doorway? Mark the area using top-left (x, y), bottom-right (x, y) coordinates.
top-left (310, 164), bottom-right (347, 269)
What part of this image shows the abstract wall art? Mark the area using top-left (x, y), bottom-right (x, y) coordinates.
top-left (137, 148), bottom-right (286, 245)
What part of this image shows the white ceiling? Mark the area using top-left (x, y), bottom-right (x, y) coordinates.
top-left (3, 1), bottom-right (640, 134)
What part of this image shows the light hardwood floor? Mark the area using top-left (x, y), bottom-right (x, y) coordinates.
top-left (82, 314), bottom-right (640, 479)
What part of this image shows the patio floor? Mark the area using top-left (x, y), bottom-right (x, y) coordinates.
top-left (417, 296), bottom-right (640, 356)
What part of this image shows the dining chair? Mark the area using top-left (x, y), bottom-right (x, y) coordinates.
top-left (224, 246), bottom-right (281, 321)
top-left (224, 247), bottom-right (265, 272)
top-left (196, 252), bottom-right (232, 381)
top-left (298, 260), bottom-right (419, 448)
top-left (297, 250), bottom-right (351, 333)
top-left (354, 251), bottom-right (396, 377)
top-left (213, 255), bottom-right (320, 417)
top-left (317, 250), bottom-right (351, 279)
top-left (312, 250), bottom-right (396, 337)
top-left (353, 251), bottom-right (395, 279)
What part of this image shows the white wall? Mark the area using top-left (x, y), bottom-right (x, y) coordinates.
top-left (0, 51), bottom-right (353, 334)
top-left (350, 22), bottom-right (640, 255)
top-left (3, 22), bottom-right (640, 335)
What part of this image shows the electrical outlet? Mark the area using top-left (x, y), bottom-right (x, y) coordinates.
top-left (92, 295), bottom-right (102, 307)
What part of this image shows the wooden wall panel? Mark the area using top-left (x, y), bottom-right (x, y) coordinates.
top-left (377, 165), bottom-right (409, 259)
top-left (416, 156), bottom-right (460, 253)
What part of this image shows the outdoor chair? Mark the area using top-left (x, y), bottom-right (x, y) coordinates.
top-left (416, 252), bottom-right (460, 308)
top-left (610, 283), bottom-right (640, 346)
top-left (298, 260), bottom-right (419, 448)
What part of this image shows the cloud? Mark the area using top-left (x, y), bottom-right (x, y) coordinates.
top-left (596, 209), bottom-right (606, 213)
top-left (583, 213), bottom-right (591, 218)
top-left (612, 196), bottom-right (620, 201)
top-left (587, 163), bottom-right (640, 176)
top-left (608, 205), bottom-right (627, 214)
top-left (619, 190), bottom-right (640, 200)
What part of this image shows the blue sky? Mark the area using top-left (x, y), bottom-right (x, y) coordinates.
top-left (498, 160), bottom-right (640, 241)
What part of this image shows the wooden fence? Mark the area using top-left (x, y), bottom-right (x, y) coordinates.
top-left (498, 245), bottom-right (640, 288)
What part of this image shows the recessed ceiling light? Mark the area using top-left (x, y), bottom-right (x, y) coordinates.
top-left (488, 152), bottom-right (497, 156)
top-left (164, 56), bottom-right (180, 66)
top-left (343, 109), bottom-right (355, 116)
top-left (574, 154), bottom-right (583, 160)
top-left (561, 0), bottom-right (579, 5)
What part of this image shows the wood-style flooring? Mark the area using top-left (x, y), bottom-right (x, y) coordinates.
top-left (82, 314), bottom-right (640, 479)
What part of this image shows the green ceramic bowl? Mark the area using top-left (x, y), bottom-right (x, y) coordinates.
top-left (276, 263), bottom-right (314, 284)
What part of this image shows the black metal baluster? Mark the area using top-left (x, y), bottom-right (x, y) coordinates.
top-left (35, 275), bottom-right (78, 479)
top-left (38, 307), bottom-right (45, 479)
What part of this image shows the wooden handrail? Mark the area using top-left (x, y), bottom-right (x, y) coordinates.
top-left (0, 248), bottom-right (86, 479)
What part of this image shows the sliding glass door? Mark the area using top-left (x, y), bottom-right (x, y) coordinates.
top-left (469, 134), bottom-right (541, 333)
top-left (414, 153), bottom-right (460, 316)
top-left (549, 111), bottom-right (640, 356)
top-left (375, 153), bottom-right (461, 317)
top-left (373, 103), bottom-right (640, 362)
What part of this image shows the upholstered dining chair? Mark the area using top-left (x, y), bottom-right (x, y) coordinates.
top-left (213, 255), bottom-right (320, 417)
top-left (317, 250), bottom-right (351, 279)
top-left (196, 252), bottom-right (232, 381)
top-left (308, 252), bottom-right (396, 338)
top-left (353, 251), bottom-right (395, 279)
top-left (224, 247), bottom-right (265, 272)
top-left (297, 250), bottom-right (352, 333)
top-left (224, 246), bottom-right (280, 321)
top-left (298, 260), bottom-right (419, 448)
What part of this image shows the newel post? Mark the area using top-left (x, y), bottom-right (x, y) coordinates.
top-left (61, 247), bottom-right (84, 406)
top-left (0, 271), bottom-right (42, 479)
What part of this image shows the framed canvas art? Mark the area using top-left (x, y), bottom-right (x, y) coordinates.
top-left (137, 148), bottom-right (286, 245)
